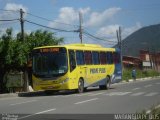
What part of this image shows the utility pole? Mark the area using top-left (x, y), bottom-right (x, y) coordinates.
top-left (20, 9), bottom-right (24, 41)
top-left (116, 30), bottom-right (120, 48)
top-left (148, 47), bottom-right (152, 69)
top-left (79, 12), bottom-right (83, 44)
top-left (119, 27), bottom-right (123, 77)
top-left (20, 9), bottom-right (29, 92)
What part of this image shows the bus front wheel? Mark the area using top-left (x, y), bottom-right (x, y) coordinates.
top-left (77, 78), bottom-right (84, 93)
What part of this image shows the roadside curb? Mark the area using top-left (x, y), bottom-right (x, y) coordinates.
top-left (18, 91), bottom-right (45, 97)
top-left (122, 76), bottom-right (160, 83)
top-left (0, 91), bottom-right (45, 99)
top-left (0, 93), bottom-right (18, 98)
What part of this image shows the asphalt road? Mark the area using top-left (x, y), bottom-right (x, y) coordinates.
top-left (0, 78), bottom-right (160, 120)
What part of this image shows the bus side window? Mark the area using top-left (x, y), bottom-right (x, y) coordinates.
top-left (76, 51), bottom-right (85, 65)
top-left (92, 51), bottom-right (100, 65)
top-left (84, 51), bottom-right (92, 65)
top-left (100, 52), bottom-right (107, 64)
top-left (69, 50), bottom-right (76, 72)
top-left (110, 52), bottom-right (113, 64)
top-left (106, 52), bottom-right (113, 64)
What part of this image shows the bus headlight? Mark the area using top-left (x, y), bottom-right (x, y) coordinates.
top-left (60, 78), bottom-right (69, 84)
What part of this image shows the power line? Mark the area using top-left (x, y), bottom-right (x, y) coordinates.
top-left (0, 21), bottom-right (19, 25)
top-left (0, 9), bottom-right (19, 12)
top-left (83, 34), bottom-right (116, 45)
top-left (25, 19), bottom-right (76, 32)
top-left (84, 31), bottom-right (117, 43)
top-left (26, 12), bottom-right (79, 27)
top-left (0, 19), bottom-right (19, 21)
top-left (0, 9), bottom-right (79, 27)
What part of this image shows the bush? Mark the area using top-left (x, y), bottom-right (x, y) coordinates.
top-left (136, 105), bottom-right (160, 120)
top-left (122, 69), bottom-right (160, 81)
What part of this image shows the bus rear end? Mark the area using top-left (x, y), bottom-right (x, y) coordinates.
top-left (111, 48), bottom-right (122, 83)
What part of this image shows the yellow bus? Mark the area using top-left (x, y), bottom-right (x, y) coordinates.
top-left (32, 44), bottom-right (121, 93)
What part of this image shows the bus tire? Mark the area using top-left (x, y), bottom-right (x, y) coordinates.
top-left (99, 85), bottom-right (105, 90)
top-left (105, 76), bottom-right (111, 90)
top-left (77, 78), bottom-right (84, 93)
top-left (99, 76), bottom-right (110, 90)
top-left (84, 87), bottom-right (87, 92)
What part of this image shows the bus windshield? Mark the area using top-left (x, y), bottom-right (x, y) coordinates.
top-left (32, 48), bottom-right (68, 78)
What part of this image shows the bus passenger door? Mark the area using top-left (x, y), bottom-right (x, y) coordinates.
top-left (69, 50), bottom-right (78, 88)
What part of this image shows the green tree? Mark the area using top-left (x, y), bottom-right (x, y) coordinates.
top-left (25, 30), bottom-right (63, 51)
top-left (0, 29), bottom-right (63, 93)
top-left (0, 28), bottom-right (15, 92)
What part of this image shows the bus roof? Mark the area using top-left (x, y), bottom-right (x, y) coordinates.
top-left (34, 44), bottom-right (115, 51)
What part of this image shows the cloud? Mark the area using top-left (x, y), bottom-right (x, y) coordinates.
top-left (96, 22), bottom-right (142, 43)
top-left (48, 6), bottom-right (126, 47)
top-left (48, 6), bottom-right (121, 33)
top-left (0, 3), bottom-right (28, 35)
top-left (85, 7), bottom-right (121, 27)
top-left (48, 7), bottom-right (90, 29)
top-left (5, 3), bottom-right (28, 12)
top-left (97, 24), bottom-right (119, 38)
top-left (122, 22), bottom-right (142, 38)
top-left (47, 6), bottom-right (142, 48)
top-left (0, 3), bottom-right (28, 20)
top-left (79, 7), bottom-right (91, 15)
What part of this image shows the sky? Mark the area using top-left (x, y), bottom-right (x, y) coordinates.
top-left (0, 0), bottom-right (160, 47)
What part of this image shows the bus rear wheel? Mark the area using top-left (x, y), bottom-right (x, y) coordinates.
top-left (105, 76), bottom-right (111, 90)
top-left (99, 76), bottom-right (110, 90)
top-left (77, 78), bottom-right (84, 93)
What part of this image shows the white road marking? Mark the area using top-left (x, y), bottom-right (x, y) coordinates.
top-left (74, 98), bottom-right (98, 105)
top-left (75, 93), bottom-right (93, 96)
top-left (144, 92), bottom-right (158, 97)
top-left (131, 92), bottom-right (145, 96)
top-left (0, 97), bottom-right (19, 101)
top-left (10, 100), bottom-right (37, 106)
top-left (105, 92), bottom-right (132, 96)
top-left (88, 92), bottom-right (105, 96)
top-left (144, 85), bottom-right (153, 88)
top-left (35, 108), bottom-right (56, 114)
top-left (62, 94), bottom-right (75, 97)
top-left (132, 88), bottom-right (140, 91)
top-left (156, 82), bottom-right (160, 85)
top-left (18, 108), bottom-right (56, 119)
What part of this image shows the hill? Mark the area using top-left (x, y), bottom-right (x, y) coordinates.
top-left (121, 24), bottom-right (160, 57)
